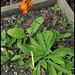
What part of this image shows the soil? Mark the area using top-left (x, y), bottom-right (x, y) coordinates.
top-left (1, 3), bottom-right (74, 75)
top-left (66, 0), bottom-right (74, 11)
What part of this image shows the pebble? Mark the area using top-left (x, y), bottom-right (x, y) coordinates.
top-left (14, 66), bottom-right (16, 68)
top-left (12, 15), bottom-right (16, 20)
top-left (10, 65), bottom-right (12, 67)
top-left (21, 70), bottom-right (23, 72)
top-left (61, 27), bottom-right (63, 29)
top-left (14, 72), bottom-right (17, 75)
top-left (1, 26), bottom-right (2, 28)
top-left (5, 71), bottom-right (7, 72)
top-left (1, 48), bottom-right (4, 52)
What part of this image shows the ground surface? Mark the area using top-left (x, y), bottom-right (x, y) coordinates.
top-left (1, 3), bottom-right (74, 75)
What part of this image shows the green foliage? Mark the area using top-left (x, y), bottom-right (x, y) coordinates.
top-left (31, 17), bottom-right (44, 33)
top-left (11, 55), bottom-right (21, 61)
top-left (1, 30), bottom-right (6, 40)
top-left (41, 59), bottom-right (47, 69)
top-left (17, 18), bottom-right (24, 24)
top-left (3, 65), bottom-right (9, 71)
top-left (66, 28), bottom-right (74, 32)
top-left (53, 19), bottom-right (57, 25)
top-left (17, 30), bottom-right (74, 75)
top-left (68, 20), bottom-right (74, 24)
top-left (3, 48), bottom-right (8, 56)
top-left (8, 50), bottom-right (14, 55)
top-left (63, 13), bottom-right (67, 20)
top-left (7, 28), bottom-right (26, 38)
top-left (51, 4), bottom-right (61, 11)
top-left (48, 65), bottom-right (57, 75)
top-left (18, 58), bottom-right (24, 65)
top-left (27, 27), bottom-right (32, 33)
top-left (63, 33), bottom-right (71, 38)
top-left (32, 61), bottom-right (41, 75)
top-left (8, 19), bottom-right (15, 26)
top-left (61, 22), bottom-right (67, 27)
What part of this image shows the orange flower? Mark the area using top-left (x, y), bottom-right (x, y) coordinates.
top-left (28, 0), bottom-right (31, 2)
top-left (22, 0), bottom-right (26, 3)
top-left (28, 2), bottom-right (33, 6)
top-left (23, 10), bottom-right (28, 14)
top-left (20, 3), bottom-right (27, 10)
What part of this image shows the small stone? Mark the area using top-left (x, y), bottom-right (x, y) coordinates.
top-left (14, 66), bottom-right (15, 68)
top-left (5, 71), bottom-right (7, 72)
top-left (41, 10), bottom-right (43, 12)
top-left (1, 48), bottom-right (4, 52)
top-left (21, 70), bottom-right (23, 72)
top-left (10, 65), bottom-right (12, 67)
top-left (1, 26), bottom-right (2, 28)
top-left (14, 72), bottom-right (17, 75)
top-left (12, 15), bottom-right (16, 20)
top-left (61, 27), bottom-right (63, 29)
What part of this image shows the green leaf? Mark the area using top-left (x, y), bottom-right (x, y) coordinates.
top-left (51, 57), bottom-right (65, 65)
top-left (1, 30), bottom-right (6, 40)
top-left (53, 19), bottom-right (57, 25)
top-left (7, 38), bottom-right (16, 47)
top-left (63, 33), bottom-right (71, 38)
top-left (57, 71), bottom-right (62, 75)
top-left (24, 44), bottom-right (43, 56)
top-left (3, 65), bottom-right (9, 71)
top-left (18, 58), bottom-right (24, 65)
top-left (41, 60), bottom-right (47, 69)
top-left (20, 56), bottom-right (43, 68)
top-left (30, 37), bottom-right (42, 51)
top-left (8, 19), bottom-right (15, 26)
top-left (17, 20), bottom-right (22, 24)
top-left (17, 43), bottom-right (31, 56)
top-left (8, 50), bottom-right (14, 55)
top-left (46, 47), bottom-right (74, 58)
top-left (65, 59), bottom-right (74, 70)
top-left (51, 7), bottom-right (55, 11)
top-left (63, 13), bottom-right (67, 20)
top-left (20, 18), bottom-right (24, 22)
top-left (23, 37), bottom-right (28, 43)
top-left (46, 60), bottom-right (71, 73)
top-left (54, 4), bottom-right (58, 8)
top-left (42, 30), bottom-right (55, 50)
top-left (31, 17), bottom-right (44, 33)
top-left (11, 55), bottom-right (21, 61)
top-left (32, 61), bottom-right (41, 75)
top-left (7, 28), bottom-right (26, 38)
top-left (61, 22), bottom-right (67, 27)
top-left (3, 48), bottom-right (8, 56)
top-left (68, 20), bottom-right (74, 24)
top-left (56, 8), bottom-right (61, 11)
top-left (66, 28), bottom-right (74, 32)
top-left (48, 65), bottom-right (57, 75)
top-left (18, 73), bottom-right (24, 75)
top-left (6, 36), bottom-right (11, 44)
top-left (27, 27), bottom-right (32, 33)
top-left (36, 31), bottom-right (46, 51)
top-left (1, 40), bottom-right (6, 46)
top-left (1, 56), bottom-right (9, 62)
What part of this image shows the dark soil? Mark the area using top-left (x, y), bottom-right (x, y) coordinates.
top-left (1, 4), bottom-right (74, 75)
top-left (66, 0), bottom-right (74, 11)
